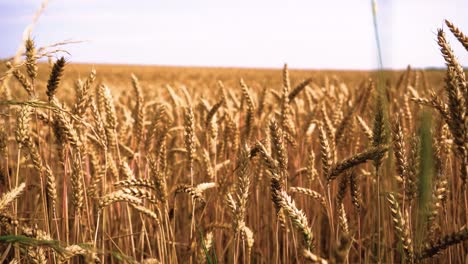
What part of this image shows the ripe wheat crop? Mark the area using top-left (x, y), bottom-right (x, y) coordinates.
top-left (0, 19), bottom-right (467, 263)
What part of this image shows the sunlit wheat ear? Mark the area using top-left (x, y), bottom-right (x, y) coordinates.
top-left (114, 178), bottom-right (156, 191)
top-left (71, 152), bottom-right (84, 214)
top-left (27, 247), bottom-right (47, 264)
top-left (240, 78), bottom-right (255, 142)
top-left (444, 19), bottom-right (468, 51)
top-left (391, 113), bottom-right (408, 186)
top-left (15, 105), bottom-right (32, 149)
top-left (269, 119), bottom-right (287, 176)
top-left (60, 244), bottom-right (100, 263)
top-left (145, 104), bottom-right (168, 150)
top-left (52, 104), bottom-right (80, 149)
top-left (201, 149), bottom-right (214, 180)
top-left (289, 187), bottom-right (326, 209)
top-left (437, 28), bottom-right (467, 82)
top-left (175, 182), bottom-right (216, 206)
top-left (25, 139), bottom-right (43, 175)
top-left (386, 193), bottom-right (414, 263)
top-left (121, 187), bottom-right (158, 205)
top-left (427, 135), bottom-right (449, 238)
top-left (0, 182), bottom-right (26, 212)
top-left (277, 190), bottom-right (314, 250)
top-left (336, 203), bottom-right (349, 235)
top-left (184, 106), bottom-right (195, 174)
top-left (148, 155), bottom-right (168, 203)
top-left (282, 63), bottom-right (291, 93)
top-left (46, 57), bottom-right (66, 101)
top-left (438, 30), bottom-right (466, 133)
top-left (98, 190), bottom-right (143, 210)
top-left (372, 94), bottom-right (386, 170)
top-left (356, 115), bottom-right (373, 141)
top-left (406, 137), bottom-right (419, 202)
top-left (24, 38), bottom-right (38, 82)
top-left (279, 64), bottom-right (297, 147)
top-left (437, 28), bottom-right (467, 189)
top-left (306, 149), bottom-right (318, 184)
top-left (402, 94), bottom-right (413, 131)
top-left (241, 225), bottom-right (254, 260)
top-left (102, 84), bottom-right (117, 126)
top-left (44, 165), bottom-right (57, 215)
top-left (321, 105), bottom-right (336, 147)
top-left (120, 161), bottom-right (135, 180)
top-left (226, 148), bottom-right (251, 236)
top-left (89, 101), bottom-right (107, 147)
top-left (318, 126), bottom-right (332, 179)
top-left (131, 73), bottom-right (145, 147)
top-left (130, 203), bottom-right (160, 225)
top-left (7, 62), bottom-right (34, 97)
top-left (73, 69), bottom-right (96, 120)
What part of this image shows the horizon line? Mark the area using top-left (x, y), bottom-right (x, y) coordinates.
top-left (11, 60), bottom-right (449, 72)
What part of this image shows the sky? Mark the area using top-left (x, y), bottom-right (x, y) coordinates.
top-left (0, 0), bottom-right (467, 70)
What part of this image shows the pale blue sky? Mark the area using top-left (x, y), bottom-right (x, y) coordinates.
top-left (0, 0), bottom-right (467, 69)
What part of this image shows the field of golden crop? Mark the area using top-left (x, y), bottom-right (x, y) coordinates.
top-left (0, 21), bottom-right (467, 263)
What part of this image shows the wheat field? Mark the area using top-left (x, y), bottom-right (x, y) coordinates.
top-left (0, 20), bottom-right (467, 263)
